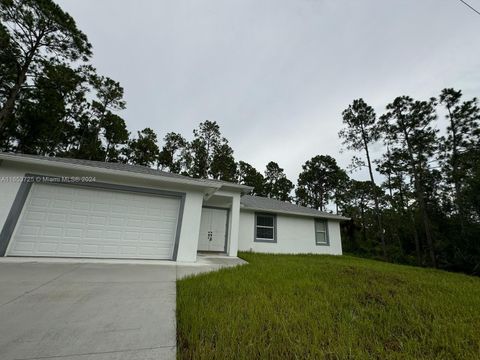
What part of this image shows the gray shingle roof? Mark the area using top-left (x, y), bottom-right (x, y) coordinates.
top-left (0, 153), bottom-right (252, 190)
top-left (5, 152), bottom-right (191, 178)
top-left (240, 195), bottom-right (349, 220)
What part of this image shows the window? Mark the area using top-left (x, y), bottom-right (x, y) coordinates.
top-left (315, 219), bottom-right (329, 245)
top-left (255, 213), bottom-right (276, 242)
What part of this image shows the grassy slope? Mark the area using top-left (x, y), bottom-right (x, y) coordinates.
top-left (177, 253), bottom-right (480, 359)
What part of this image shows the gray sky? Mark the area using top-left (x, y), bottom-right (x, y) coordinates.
top-left (56, 0), bottom-right (480, 182)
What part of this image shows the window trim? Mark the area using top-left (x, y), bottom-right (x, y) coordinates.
top-left (254, 212), bottom-right (277, 243)
top-left (314, 219), bottom-right (329, 246)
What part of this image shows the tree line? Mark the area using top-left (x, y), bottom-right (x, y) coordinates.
top-left (1, 0), bottom-right (479, 274)
top-left (338, 93), bottom-right (479, 275)
top-left (0, 0), bottom-right (297, 199)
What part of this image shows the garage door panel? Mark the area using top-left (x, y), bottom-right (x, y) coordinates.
top-left (7, 184), bottom-right (181, 260)
top-left (141, 231), bottom-right (158, 241)
top-left (52, 199), bottom-right (72, 209)
top-left (85, 229), bottom-right (103, 239)
top-left (17, 225), bottom-right (39, 236)
top-left (88, 216), bottom-right (107, 226)
top-left (25, 211), bottom-right (46, 222)
top-left (58, 243), bottom-right (79, 253)
top-left (129, 206), bottom-right (145, 215)
top-left (120, 246), bottom-right (137, 255)
top-left (30, 197), bottom-right (49, 207)
top-left (73, 201), bottom-right (91, 211)
top-left (65, 227), bottom-right (83, 238)
top-left (82, 244), bottom-right (100, 254)
top-left (105, 230), bottom-right (122, 239)
top-left (47, 212), bottom-right (67, 223)
top-left (142, 220), bottom-right (162, 229)
top-left (108, 216), bottom-right (125, 226)
top-left (37, 242), bottom-right (58, 253)
top-left (11, 240), bottom-right (34, 252)
top-left (43, 226), bottom-right (63, 237)
top-left (92, 202), bottom-right (110, 212)
top-left (100, 245), bottom-right (118, 254)
top-left (70, 214), bottom-right (88, 224)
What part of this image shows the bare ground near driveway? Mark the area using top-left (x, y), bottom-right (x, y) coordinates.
top-left (0, 256), bottom-right (245, 360)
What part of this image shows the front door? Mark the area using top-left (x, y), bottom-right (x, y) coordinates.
top-left (197, 207), bottom-right (228, 252)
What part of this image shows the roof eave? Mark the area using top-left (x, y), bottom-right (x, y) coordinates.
top-left (240, 205), bottom-right (350, 221)
top-left (0, 153), bottom-right (223, 191)
top-left (220, 184), bottom-right (254, 194)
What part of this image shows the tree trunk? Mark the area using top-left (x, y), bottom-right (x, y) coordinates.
top-left (402, 127), bottom-right (437, 268)
top-left (104, 141), bottom-right (111, 162)
top-left (412, 173), bottom-right (436, 267)
top-left (408, 210), bottom-right (422, 266)
top-left (387, 172), bottom-right (393, 198)
top-left (386, 146), bottom-right (393, 198)
top-left (0, 73), bottom-right (27, 128)
top-left (417, 190), bottom-right (436, 267)
top-left (362, 127), bottom-right (387, 259)
top-left (0, 33), bottom-right (43, 129)
top-left (447, 107), bottom-right (466, 235)
top-left (360, 204), bottom-right (368, 246)
top-left (398, 175), bottom-right (422, 266)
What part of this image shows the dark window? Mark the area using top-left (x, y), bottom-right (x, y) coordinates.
top-left (257, 214), bottom-right (274, 227)
top-left (255, 214), bottom-right (276, 242)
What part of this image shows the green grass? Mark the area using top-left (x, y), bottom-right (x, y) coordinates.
top-left (177, 253), bottom-right (480, 359)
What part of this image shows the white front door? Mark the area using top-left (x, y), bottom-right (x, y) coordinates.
top-left (197, 207), bottom-right (228, 252)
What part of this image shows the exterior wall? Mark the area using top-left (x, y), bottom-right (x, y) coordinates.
top-left (201, 190), bottom-right (241, 257)
top-left (0, 161), bottom-right (205, 262)
top-left (238, 210), bottom-right (343, 255)
top-left (228, 194), bottom-right (240, 257)
top-left (176, 192), bottom-right (203, 262)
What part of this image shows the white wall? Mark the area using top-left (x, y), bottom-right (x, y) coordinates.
top-left (0, 161), bottom-right (205, 262)
top-left (238, 210), bottom-right (343, 255)
top-left (0, 165), bottom-right (23, 233)
top-left (175, 191), bottom-right (203, 262)
top-left (201, 190), bottom-right (242, 258)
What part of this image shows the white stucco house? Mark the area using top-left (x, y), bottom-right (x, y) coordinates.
top-left (0, 153), bottom-right (347, 262)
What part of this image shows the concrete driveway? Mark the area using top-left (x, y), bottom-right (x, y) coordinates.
top-left (0, 256), bottom-right (246, 360)
top-left (0, 261), bottom-right (179, 360)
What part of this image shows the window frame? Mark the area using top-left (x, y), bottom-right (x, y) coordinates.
top-left (314, 219), bottom-right (329, 246)
top-left (254, 212), bottom-right (277, 243)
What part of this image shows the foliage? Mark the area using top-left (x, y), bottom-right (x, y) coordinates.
top-left (0, 0), bottom-right (92, 126)
top-left (339, 98), bottom-right (380, 156)
top-left (340, 91), bottom-right (480, 274)
top-left (100, 113), bottom-right (129, 162)
top-left (379, 96), bottom-right (439, 267)
top-left (13, 63), bottom-right (86, 156)
top-left (236, 161), bottom-right (265, 196)
top-left (296, 155), bottom-right (347, 211)
top-left (188, 120), bottom-right (221, 178)
top-left (157, 132), bottom-right (187, 173)
top-left (210, 141), bottom-right (236, 181)
top-left (263, 161), bottom-right (294, 201)
top-left (340, 98), bottom-right (386, 257)
top-left (438, 88), bottom-right (480, 224)
top-left (123, 128), bottom-right (159, 167)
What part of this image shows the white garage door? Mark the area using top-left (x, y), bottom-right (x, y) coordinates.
top-left (7, 183), bottom-right (181, 260)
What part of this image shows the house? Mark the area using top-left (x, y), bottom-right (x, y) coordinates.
top-left (0, 153), bottom-right (347, 262)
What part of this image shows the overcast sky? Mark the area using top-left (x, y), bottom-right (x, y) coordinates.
top-left (56, 0), bottom-right (480, 182)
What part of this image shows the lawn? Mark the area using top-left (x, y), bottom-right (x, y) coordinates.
top-left (176, 253), bottom-right (480, 360)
